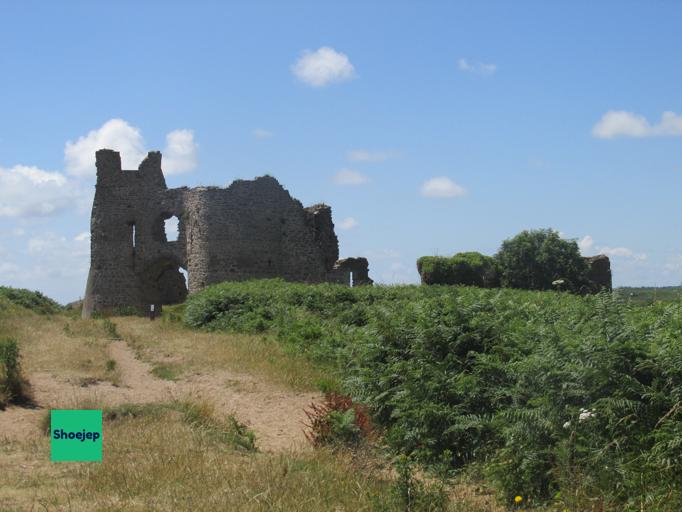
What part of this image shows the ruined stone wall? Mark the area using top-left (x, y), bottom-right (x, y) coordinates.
top-left (583, 255), bottom-right (612, 292)
top-left (82, 149), bottom-right (366, 318)
top-left (332, 258), bottom-right (374, 286)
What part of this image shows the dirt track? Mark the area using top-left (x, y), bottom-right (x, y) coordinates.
top-left (0, 337), bottom-right (319, 452)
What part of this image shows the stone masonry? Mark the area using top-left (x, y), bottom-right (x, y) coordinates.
top-left (82, 149), bottom-right (372, 318)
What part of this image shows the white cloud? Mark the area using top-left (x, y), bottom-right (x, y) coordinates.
top-left (12, 228), bottom-right (25, 236)
top-left (338, 217), bottom-right (358, 230)
top-left (347, 149), bottom-right (399, 162)
top-left (0, 165), bottom-right (85, 218)
top-left (0, 261), bottom-right (22, 281)
top-left (64, 119), bottom-right (199, 176)
top-left (333, 168), bottom-right (369, 186)
top-left (420, 177), bottom-right (467, 198)
top-left (458, 58), bottom-right (497, 75)
top-left (25, 231), bottom-right (90, 280)
top-left (253, 128), bottom-right (273, 139)
top-left (664, 254), bottom-right (682, 272)
top-left (0, 230), bottom-right (91, 302)
top-left (378, 260), bottom-right (416, 284)
top-left (163, 129), bottom-right (198, 175)
top-left (363, 249), bottom-right (401, 260)
top-left (578, 234), bottom-right (647, 261)
top-left (65, 118), bottom-right (147, 175)
top-left (578, 235), bottom-right (594, 253)
top-left (592, 110), bottom-right (682, 139)
top-left (292, 47), bottom-right (355, 87)
top-left (599, 246), bottom-right (648, 261)
top-left (28, 233), bottom-right (67, 254)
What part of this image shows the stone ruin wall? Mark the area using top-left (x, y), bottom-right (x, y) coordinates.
top-left (82, 149), bottom-right (372, 318)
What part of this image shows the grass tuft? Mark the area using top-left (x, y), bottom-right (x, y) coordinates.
top-left (150, 363), bottom-right (181, 381)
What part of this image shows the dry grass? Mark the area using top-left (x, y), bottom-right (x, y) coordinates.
top-left (2, 309), bottom-right (121, 387)
top-left (116, 316), bottom-right (334, 391)
top-left (1, 399), bottom-right (504, 511)
top-left (1, 398), bottom-right (395, 511)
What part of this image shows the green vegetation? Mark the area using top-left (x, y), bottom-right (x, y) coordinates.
top-left (304, 392), bottom-right (373, 448)
top-left (0, 337), bottom-right (31, 408)
top-left (495, 228), bottom-right (589, 291)
top-left (102, 318), bottom-right (121, 339)
top-left (0, 287), bottom-right (490, 511)
top-left (417, 252), bottom-right (499, 287)
top-left (616, 286), bottom-right (682, 306)
top-left (418, 228), bottom-right (602, 294)
top-left (185, 279), bottom-right (682, 510)
top-left (102, 400), bottom-right (257, 451)
top-left (0, 286), bottom-right (61, 314)
top-left (150, 363), bottom-right (181, 381)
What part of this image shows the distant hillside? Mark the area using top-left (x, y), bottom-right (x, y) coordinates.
top-left (615, 286), bottom-right (682, 305)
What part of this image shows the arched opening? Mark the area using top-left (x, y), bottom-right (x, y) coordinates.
top-left (141, 257), bottom-right (188, 307)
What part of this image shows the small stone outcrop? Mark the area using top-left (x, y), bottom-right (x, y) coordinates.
top-left (583, 255), bottom-right (612, 292)
top-left (330, 258), bottom-right (374, 286)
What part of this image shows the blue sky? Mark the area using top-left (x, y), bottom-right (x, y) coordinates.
top-left (1, 1), bottom-right (681, 303)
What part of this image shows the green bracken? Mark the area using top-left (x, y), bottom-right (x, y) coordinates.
top-left (185, 278), bottom-right (682, 510)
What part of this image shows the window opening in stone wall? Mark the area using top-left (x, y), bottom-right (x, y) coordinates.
top-left (165, 216), bottom-right (179, 242)
top-left (131, 223), bottom-right (136, 248)
top-left (179, 267), bottom-right (188, 289)
top-left (350, 271), bottom-right (354, 287)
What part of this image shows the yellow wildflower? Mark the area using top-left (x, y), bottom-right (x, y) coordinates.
top-left (514, 495), bottom-right (523, 503)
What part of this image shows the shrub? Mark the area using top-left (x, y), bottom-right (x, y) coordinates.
top-left (417, 252), bottom-right (499, 287)
top-left (304, 392), bottom-right (374, 447)
top-left (494, 228), bottom-right (589, 291)
top-left (0, 337), bottom-right (31, 408)
top-left (0, 286), bottom-right (61, 314)
top-left (102, 319), bottom-right (121, 339)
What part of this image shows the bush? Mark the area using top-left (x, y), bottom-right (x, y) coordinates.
top-left (495, 228), bottom-right (589, 291)
top-left (184, 279), bottom-right (682, 508)
top-left (303, 392), bottom-right (374, 447)
top-left (417, 252), bottom-right (499, 287)
top-left (0, 337), bottom-right (31, 408)
top-left (0, 286), bottom-right (61, 314)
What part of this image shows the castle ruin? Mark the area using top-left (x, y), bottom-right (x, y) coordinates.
top-left (82, 149), bottom-right (372, 318)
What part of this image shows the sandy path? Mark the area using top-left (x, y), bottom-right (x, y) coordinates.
top-left (1, 339), bottom-right (318, 452)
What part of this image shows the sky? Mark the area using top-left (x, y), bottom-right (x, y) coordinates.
top-left (1, 1), bottom-right (681, 303)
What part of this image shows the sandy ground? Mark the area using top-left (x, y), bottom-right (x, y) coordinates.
top-left (0, 338), bottom-right (319, 452)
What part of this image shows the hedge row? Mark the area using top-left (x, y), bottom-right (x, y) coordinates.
top-left (418, 229), bottom-right (604, 293)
